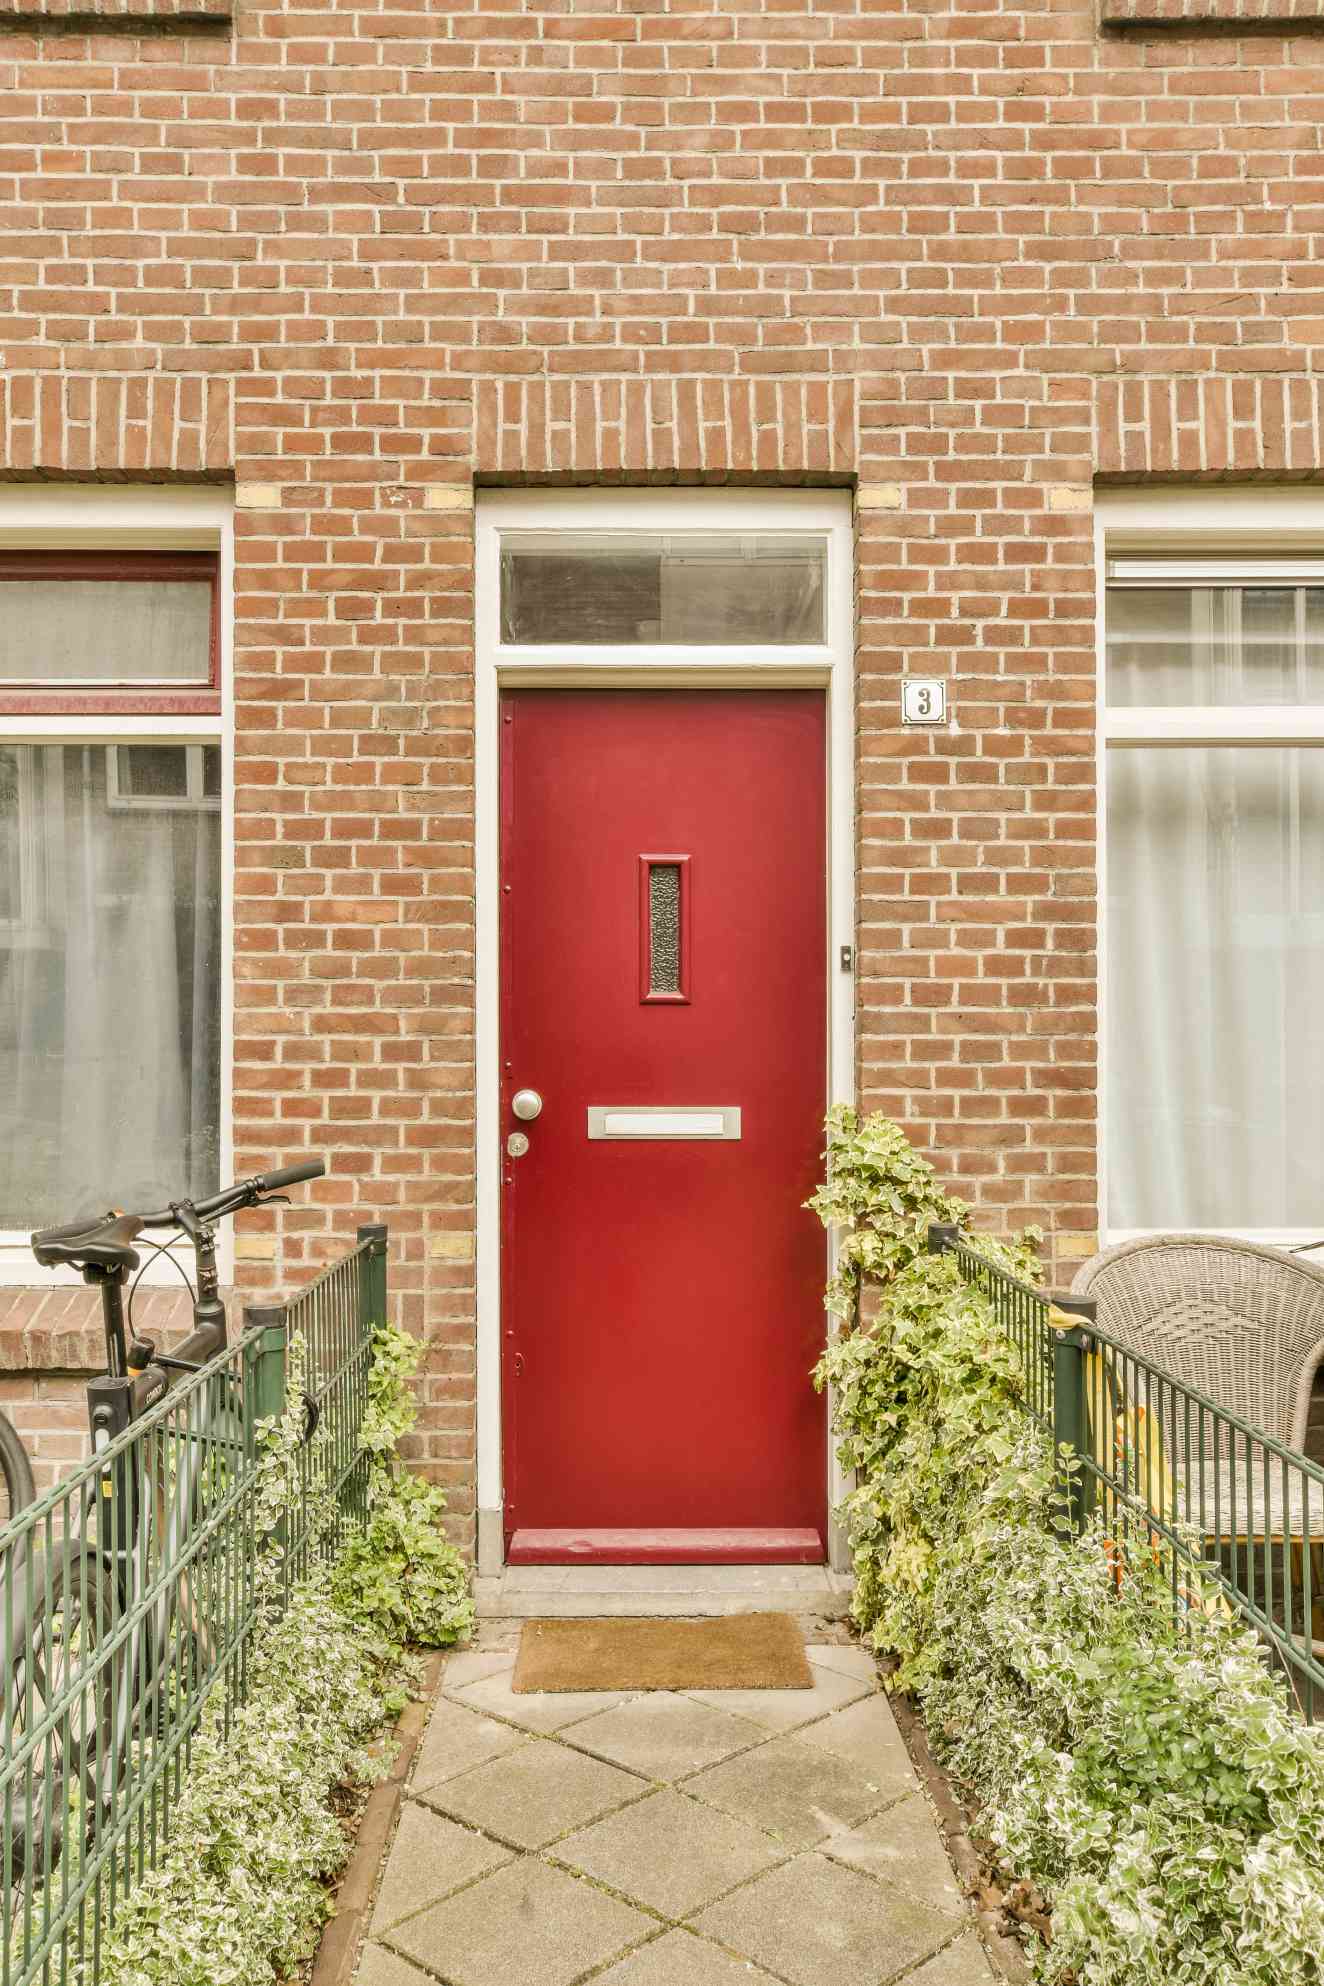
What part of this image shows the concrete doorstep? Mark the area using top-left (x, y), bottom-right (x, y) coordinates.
top-left (315, 1632), bottom-right (1008, 1986)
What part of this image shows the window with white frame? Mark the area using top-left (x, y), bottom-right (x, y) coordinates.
top-left (1104, 557), bottom-right (1324, 1234)
top-left (0, 551), bottom-right (223, 1232)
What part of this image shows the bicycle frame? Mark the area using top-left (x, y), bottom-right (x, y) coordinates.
top-left (3, 1213), bottom-right (243, 1845)
top-left (4, 1159), bottom-right (325, 1906)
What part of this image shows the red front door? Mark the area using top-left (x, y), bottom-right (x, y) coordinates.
top-left (500, 690), bottom-right (828, 1565)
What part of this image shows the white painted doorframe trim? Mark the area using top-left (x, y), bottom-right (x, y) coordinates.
top-left (473, 489), bottom-right (857, 1573)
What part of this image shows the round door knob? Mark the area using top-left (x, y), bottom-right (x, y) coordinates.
top-left (511, 1088), bottom-right (543, 1122)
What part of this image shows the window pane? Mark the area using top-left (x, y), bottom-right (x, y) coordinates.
top-left (1107, 746), bottom-right (1324, 1229)
top-left (500, 533), bottom-right (825, 644)
top-left (0, 577), bottom-right (213, 684)
top-left (1107, 582), bottom-right (1324, 705)
top-left (0, 744), bottom-right (222, 1226)
top-left (117, 745), bottom-right (189, 799)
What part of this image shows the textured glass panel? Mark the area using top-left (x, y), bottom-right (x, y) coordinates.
top-left (1107, 582), bottom-right (1324, 706)
top-left (0, 578), bottom-right (213, 684)
top-left (0, 743), bottom-right (222, 1224)
top-left (1107, 745), bottom-right (1324, 1228)
top-left (501, 532), bottom-right (824, 644)
top-left (649, 863), bottom-right (681, 995)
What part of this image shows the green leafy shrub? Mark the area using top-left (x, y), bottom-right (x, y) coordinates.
top-left (89, 1320), bottom-right (473, 1986)
top-left (813, 1107), bottom-right (1324, 1986)
top-left (331, 1321), bottom-right (475, 1652)
top-left (95, 1576), bottom-right (398, 1986)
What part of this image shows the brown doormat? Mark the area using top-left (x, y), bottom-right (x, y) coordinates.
top-left (512, 1612), bottom-right (813, 1694)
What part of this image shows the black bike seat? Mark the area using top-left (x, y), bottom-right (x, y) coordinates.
top-left (31, 1211), bottom-right (143, 1272)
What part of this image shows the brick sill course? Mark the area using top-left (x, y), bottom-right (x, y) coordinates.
top-left (0, 0), bottom-right (231, 22)
top-left (1102, 0), bottom-right (1324, 24)
top-left (0, 1283), bottom-right (212, 1375)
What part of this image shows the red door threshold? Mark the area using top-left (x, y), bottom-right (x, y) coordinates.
top-left (506, 1528), bottom-right (824, 1566)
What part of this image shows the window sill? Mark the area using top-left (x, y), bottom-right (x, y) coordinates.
top-left (1105, 1230), bottom-right (1324, 1260)
top-left (0, 1235), bottom-right (224, 1289)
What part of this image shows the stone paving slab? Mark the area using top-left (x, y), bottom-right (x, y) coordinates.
top-left (800, 1693), bottom-right (920, 1787)
top-left (593, 1927), bottom-right (783, 1983)
top-left (424, 1735), bottom-right (646, 1850)
top-left (824, 1791), bottom-right (966, 1918)
top-left (385, 1856), bottom-right (651, 1986)
top-left (683, 1731), bottom-right (894, 1849)
top-left (409, 1697), bottom-right (526, 1794)
top-left (693, 1851), bottom-right (963, 1986)
top-left (438, 1649), bottom-right (514, 1691)
top-left (555, 1785), bottom-right (784, 1917)
top-left (350, 1640), bottom-right (995, 1986)
top-left (562, 1691), bottom-right (770, 1780)
top-left (369, 1803), bottom-right (510, 1933)
top-left (804, 1643), bottom-right (881, 1683)
top-left (905, 1933), bottom-right (1001, 1983)
top-left (686, 1659), bottom-right (873, 1733)
top-left (446, 1666), bottom-right (633, 1733)
top-left (352, 1945), bottom-right (434, 1986)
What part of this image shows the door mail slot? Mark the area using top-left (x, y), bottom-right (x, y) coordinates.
top-left (587, 1107), bottom-right (742, 1140)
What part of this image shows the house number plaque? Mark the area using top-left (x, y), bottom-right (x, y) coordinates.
top-left (901, 679), bottom-right (948, 726)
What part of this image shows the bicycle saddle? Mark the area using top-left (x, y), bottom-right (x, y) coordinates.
top-left (31, 1211), bottom-right (143, 1272)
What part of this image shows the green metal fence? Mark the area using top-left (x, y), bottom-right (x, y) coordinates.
top-left (931, 1224), bottom-right (1324, 1724)
top-left (0, 1225), bottom-right (384, 1986)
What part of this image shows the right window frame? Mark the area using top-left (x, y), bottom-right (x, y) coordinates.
top-left (1101, 527), bottom-right (1324, 1251)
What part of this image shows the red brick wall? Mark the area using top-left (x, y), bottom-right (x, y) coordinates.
top-left (2, 0), bottom-right (1320, 1545)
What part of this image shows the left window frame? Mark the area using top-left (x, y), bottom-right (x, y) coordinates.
top-left (0, 490), bottom-right (232, 1286)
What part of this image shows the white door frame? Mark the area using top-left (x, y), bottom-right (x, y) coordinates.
top-left (473, 488), bottom-right (857, 1572)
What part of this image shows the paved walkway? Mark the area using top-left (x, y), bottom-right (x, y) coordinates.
top-left (352, 1639), bottom-right (997, 1986)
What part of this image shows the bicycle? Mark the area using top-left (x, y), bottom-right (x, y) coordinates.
top-left (0, 1410), bottom-right (34, 1534)
top-left (1, 1158), bottom-right (325, 1886)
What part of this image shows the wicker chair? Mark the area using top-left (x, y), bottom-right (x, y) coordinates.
top-left (1071, 1235), bottom-right (1324, 1537)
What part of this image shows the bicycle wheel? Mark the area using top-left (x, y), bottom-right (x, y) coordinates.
top-left (0, 1410), bottom-right (35, 1531)
top-left (5, 1547), bottom-right (120, 1884)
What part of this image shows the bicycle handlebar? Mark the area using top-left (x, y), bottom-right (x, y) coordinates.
top-left (32, 1161), bottom-right (327, 1270)
top-left (138, 1158), bottom-right (327, 1228)
top-left (255, 1158), bottom-right (325, 1193)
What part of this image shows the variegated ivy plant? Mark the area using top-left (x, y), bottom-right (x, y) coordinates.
top-left (812, 1108), bottom-right (1324, 1986)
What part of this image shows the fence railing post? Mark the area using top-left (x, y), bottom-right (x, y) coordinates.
top-left (927, 1222), bottom-right (960, 1255)
top-left (357, 1222), bottom-right (388, 1335)
top-left (243, 1302), bottom-right (289, 1433)
top-left (1048, 1292), bottom-right (1096, 1536)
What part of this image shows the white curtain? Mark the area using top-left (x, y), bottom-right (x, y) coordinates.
top-left (0, 746), bottom-right (219, 1228)
top-left (1107, 745), bottom-right (1324, 1230)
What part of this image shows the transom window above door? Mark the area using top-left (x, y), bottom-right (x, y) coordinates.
top-left (1104, 554), bottom-right (1324, 1240)
top-left (499, 532), bottom-right (827, 645)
